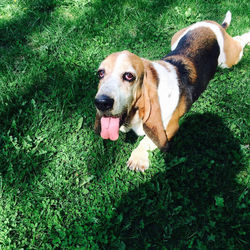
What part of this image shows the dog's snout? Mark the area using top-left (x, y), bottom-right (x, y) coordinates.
top-left (95, 95), bottom-right (114, 111)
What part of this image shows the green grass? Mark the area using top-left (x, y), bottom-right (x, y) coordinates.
top-left (0, 0), bottom-right (249, 248)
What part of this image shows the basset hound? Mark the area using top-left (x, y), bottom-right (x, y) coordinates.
top-left (94, 11), bottom-right (250, 172)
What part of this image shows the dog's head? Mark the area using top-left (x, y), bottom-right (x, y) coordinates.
top-left (94, 50), bottom-right (144, 140)
top-left (94, 50), bottom-right (168, 148)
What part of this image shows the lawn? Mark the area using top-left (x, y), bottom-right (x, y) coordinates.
top-left (0, 0), bottom-right (249, 248)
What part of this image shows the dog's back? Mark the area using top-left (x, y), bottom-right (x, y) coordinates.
top-left (164, 26), bottom-right (220, 103)
top-left (162, 11), bottom-right (249, 105)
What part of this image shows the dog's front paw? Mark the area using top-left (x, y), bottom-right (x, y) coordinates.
top-left (127, 148), bottom-right (149, 172)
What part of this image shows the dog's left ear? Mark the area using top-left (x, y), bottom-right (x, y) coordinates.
top-left (135, 63), bottom-right (168, 150)
top-left (94, 113), bottom-right (101, 134)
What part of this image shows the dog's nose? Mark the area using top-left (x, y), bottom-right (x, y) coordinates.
top-left (95, 95), bottom-right (114, 111)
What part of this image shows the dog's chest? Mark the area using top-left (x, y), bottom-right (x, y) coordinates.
top-left (129, 111), bottom-right (145, 136)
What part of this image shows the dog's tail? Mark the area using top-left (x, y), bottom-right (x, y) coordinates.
top-left (221, 10), bottom-right (231, 29)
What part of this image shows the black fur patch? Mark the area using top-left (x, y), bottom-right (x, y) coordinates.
top-left (163, 28), bottom-right (220, 105)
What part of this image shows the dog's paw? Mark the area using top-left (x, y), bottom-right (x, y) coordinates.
top-left (127, 148), bottom-right (149, 172)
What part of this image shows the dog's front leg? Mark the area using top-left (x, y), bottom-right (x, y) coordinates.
top-left (127, 136), bottom-right (157, 172)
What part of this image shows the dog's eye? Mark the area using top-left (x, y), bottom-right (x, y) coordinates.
top-left (123, 72), bottom-right (135, 82)
top-left (97, 69), bottom-right (105, 79)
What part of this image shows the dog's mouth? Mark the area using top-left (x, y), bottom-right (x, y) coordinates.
top-left (100, 113), bottom-right (127, 141)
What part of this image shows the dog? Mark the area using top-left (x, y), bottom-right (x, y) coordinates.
top-left (94, 11), bottom-right (249, 172)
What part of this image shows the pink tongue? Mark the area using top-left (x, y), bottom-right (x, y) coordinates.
top-left (100, 117), bottom-right (120, 141)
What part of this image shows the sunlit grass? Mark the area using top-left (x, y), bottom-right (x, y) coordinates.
top-left (0, 1), bottom-right (24, 22)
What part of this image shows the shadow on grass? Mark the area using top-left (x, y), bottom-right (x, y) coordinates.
top-left (0, 0), bottom-right (58, 115)
top-left (92, 113), bottom-right (248, 248)
top-left (0, 61), bottom-right (93, 186)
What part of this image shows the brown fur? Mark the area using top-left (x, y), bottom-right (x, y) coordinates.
top-left (135, 62), bottom-right (168, 149)
top-left (166, 95), bottom-right (187, 140)
top-left (126, 51), bottom-right (145, 81)
top-left (223, 32), bottom-right (243, 67)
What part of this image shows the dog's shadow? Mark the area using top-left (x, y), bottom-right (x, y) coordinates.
top-left (95, 113), bottom-right (248, 248)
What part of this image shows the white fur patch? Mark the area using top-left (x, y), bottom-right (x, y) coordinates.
top-left (130, 111), bottom-right (145, 136)
top-left (125, 111), bottom-right (145, 136)
top-left (171, 22), bottom-right (228, 68)
top-left (113, 53), bottom-right (137, 76)
top-left (152, 62), bottom-right (180, 129)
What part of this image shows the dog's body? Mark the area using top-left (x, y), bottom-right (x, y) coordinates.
top-left (94, 11), bottom-right (249, 171)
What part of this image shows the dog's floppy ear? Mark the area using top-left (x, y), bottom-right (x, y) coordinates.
top-left (135, 62), bottom-right (168, 150)
top-left (94, 113), bottom-right (101, 134)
